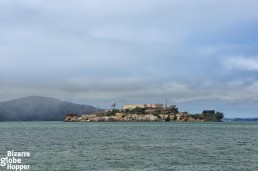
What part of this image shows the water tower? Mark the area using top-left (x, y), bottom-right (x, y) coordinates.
top-left (111, 103), bottom-right (116, 110)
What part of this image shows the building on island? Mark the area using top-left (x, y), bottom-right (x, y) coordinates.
top-left (122, 104), bottom-right (163, 110)
top-left (64, 113), bottom-right (79, 121)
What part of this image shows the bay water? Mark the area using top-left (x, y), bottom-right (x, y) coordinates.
top-left (0, 122), bottom-right (258, 171)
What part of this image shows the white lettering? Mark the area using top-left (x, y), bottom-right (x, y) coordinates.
top-left (7, 151), bottom-right (12, 157)
top-left (7, 163), bottom-right (12, 169)
top-left (6, 151), bottom-right (30, 157)
top-left (7, 164), bottom-right (30, 171)
top-left (1, 157), bottom-right (7, 166)
top-left (1, 151), bottom-right (31, 171)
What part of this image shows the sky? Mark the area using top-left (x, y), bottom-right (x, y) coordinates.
top-left (1, 0), bottom-right (258, 117)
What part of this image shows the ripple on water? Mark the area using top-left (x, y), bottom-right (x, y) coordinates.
top-left (0, 122), bottom-right (258, 171)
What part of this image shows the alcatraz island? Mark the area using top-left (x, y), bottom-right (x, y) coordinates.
top-left (64, 103), bottom-right (224, 122)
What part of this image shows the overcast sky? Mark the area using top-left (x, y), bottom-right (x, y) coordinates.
top-left (1, 0), bottom-right (258, 117)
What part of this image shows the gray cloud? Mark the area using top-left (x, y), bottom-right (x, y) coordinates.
top-left (223, 56), bottom-right (258, 71)
top-left (1, 0), bottom-right (258, 116)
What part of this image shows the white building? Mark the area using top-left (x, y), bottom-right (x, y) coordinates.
top-left (122, 104), bottom-right (163, 110)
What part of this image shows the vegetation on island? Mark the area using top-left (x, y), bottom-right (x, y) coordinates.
top-left (190, 110), bottom-right (224, 122)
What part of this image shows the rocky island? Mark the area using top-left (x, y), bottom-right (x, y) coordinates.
top-left (64, 104), bottom-right (224, 122)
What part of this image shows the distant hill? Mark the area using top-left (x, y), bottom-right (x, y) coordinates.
top-left (0, 96), bottom-right (97, 121)
top-left (223, 118), bottom-right (258, 122)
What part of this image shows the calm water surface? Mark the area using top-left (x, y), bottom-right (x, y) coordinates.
top-left (0, 122), bottom-right (258, 171)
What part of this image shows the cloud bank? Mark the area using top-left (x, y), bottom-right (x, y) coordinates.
top-left (224, 57), bottom-right (258, 71)
top-left (1, 0), bottom-right (258, 117)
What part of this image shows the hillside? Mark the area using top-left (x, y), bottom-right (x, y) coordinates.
top-left (0, 96), bottom-right (97, 121)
